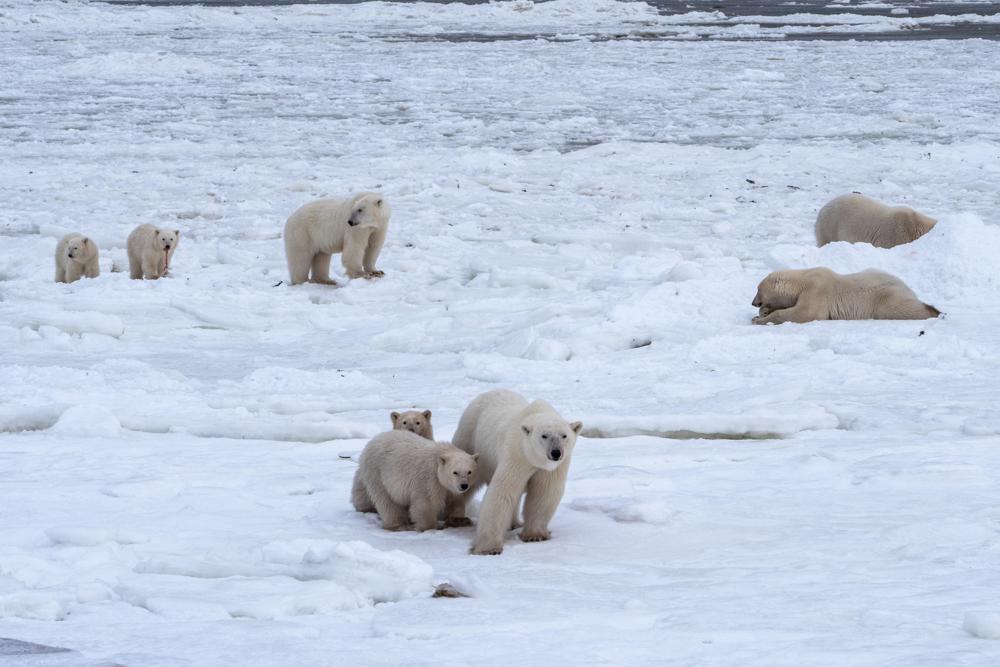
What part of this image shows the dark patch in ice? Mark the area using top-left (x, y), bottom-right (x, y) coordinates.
top-left (0, 638), bottom-right (71, 656)
top-left (582, 427), bottom-right (786, 441)
top-left (629, 337), bottom-right (653, 349)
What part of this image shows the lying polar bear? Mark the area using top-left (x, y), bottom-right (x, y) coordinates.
top-left (752, 267), bottom-right (940, 324)
top-left (815, 193), bottom-right (936, 248)
top-left (283, 192), bottom-right (390, 285)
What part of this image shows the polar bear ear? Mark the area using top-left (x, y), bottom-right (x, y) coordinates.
top-left (438, 455), bottom-right (449, 466)
top-left (81, 237), bottom-right (90, 246)
top-left (390, 411), bottom-right (400, 425)
top-left (521, 424), bottom-right (531, 436)
top-left (376, 199), bottom-right (383, 207)
top-left (153, 228), bottom-right (160, 236)
top-left (175, 229), bottom-right (180, 237)
top-left (422, 410), bottom-right (431, 419)
top-left (570, 421), bottom-right (583, 434)
top-left (472, 454), bottom-right (479, 462)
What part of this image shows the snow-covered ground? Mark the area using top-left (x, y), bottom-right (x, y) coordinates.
top-left (2, 1), bottom-right (1000, 665)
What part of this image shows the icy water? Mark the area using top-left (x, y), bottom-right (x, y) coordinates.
top-left (101, 0), bottom-right (1000, 40)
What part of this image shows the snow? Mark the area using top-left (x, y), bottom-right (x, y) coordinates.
top-left (2, 0), bottom-right (1000, 664)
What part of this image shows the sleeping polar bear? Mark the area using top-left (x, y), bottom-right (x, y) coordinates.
top-left (283, 192), bottom-right (390, 285)
top-left (815, 193), bottom-right (936, 248)
top-left (752, 268), bottom-right (940, 324)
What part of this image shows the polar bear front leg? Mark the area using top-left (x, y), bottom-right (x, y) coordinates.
top-left (342, 229), bottom-right (371, 280)
top-left (521, 467), bottom-right (568, 542)
top-left (471, 464), bottom-right (532, 555)
top-left (84, 258), bottom-right (100, 279)
top-left (64, 263), bottom-right (84, 284)
top-left (443, 494), bottom-right (472, 528)
top-left (363, 228), bottom-right (386, 278)
top-left (142, 256), bottom-right (161, 280)
top-left (410, 497), bottom-right (441, 532)
top-left (752, 302), bottom-right (823, 325)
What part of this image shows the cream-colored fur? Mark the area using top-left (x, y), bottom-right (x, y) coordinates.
top-left (127, 224), bottom-right (179, 280)
top-left (54, 234), bottom-right (100, 283)
top-left (391, 410), bottom-right (433, 440)
top-left (283, 192), bottom-right (390, 285)
top-left (452, 389), bottom-right (582, 556)
top-left (351, 430), bottom-right (478, 532)
top-left (815, 193), bottom-right (936, 248)
top-left (752, 267), bottom-right (941, 324)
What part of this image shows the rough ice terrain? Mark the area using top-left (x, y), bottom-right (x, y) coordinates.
top-left (2, 0), bottom-right (1000, 665)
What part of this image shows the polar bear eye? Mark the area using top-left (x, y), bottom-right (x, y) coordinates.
top-left (561, 434), bottom-right (567, 439)
top-left (452, 471), bottom-right (458, 475)
top-left (541, 434), bottom-right (548, 440)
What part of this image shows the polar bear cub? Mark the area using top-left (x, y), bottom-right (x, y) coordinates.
top-left (127, 224), bottom-right (179, 280)
top-left (452, 389), bottom-right (582, 555)
top-left (54, 234), bottom-right (100, 283)
top-left (283, 192), bottom-right (390, 285)
top-left (391, 409), bottom-right (434, 440)
top-left (352, 430), bottom-right (478, 532)
top-left (752, 267), bottom-right (940, 325)
top-left (815, 193), bottom-right (936, 248)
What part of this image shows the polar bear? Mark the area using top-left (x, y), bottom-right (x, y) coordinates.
top-left (391, 409), bottom-right (434, 440)
top-left (54, 234), bottom-right (100, 283)
top-left (815, 193), bottom-right (936, 248)
top-left (351, 430), bottom-right (478, 532)
top-left (452, 389), bottom-right (582, 555)
top-left (752, 267), bottom-right (941, 325)
top-left (127, 224), bottom-right (179, 280)
top-left (283, 192), bottom-right (390, 285)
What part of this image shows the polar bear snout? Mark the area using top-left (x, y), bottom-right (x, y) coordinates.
top-left (752, 292), bottom-right (762, 308)
top-left (459, 482), bottom-right (470, 491)
top-left (548, 448), bottom-right (563, 461)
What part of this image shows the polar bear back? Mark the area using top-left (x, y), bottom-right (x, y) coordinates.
top-left (815, 193), bottom-right (936, 248)
top-left (452, 389), bottom-right (528, 481)
top-left (284, 197), bottom-right (352, 254)
top-left (357, 430), bottom-right (450, 506)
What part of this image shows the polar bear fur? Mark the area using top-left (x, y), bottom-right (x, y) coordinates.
top-left (815, 193), bottom-right (936, 248)
top-left (283, 192), bottom-right (390, 285)
top-left (351, 430), bottom-right (478, 532)
top-left (752, 267), bottom-right (941, 325)
top-left (55, 234), bottom-right (100, 283)
top-left (127, 224), bottom-right (179, 280)
top-left (391, 409), bottom-right (434, 440)
top-left (452, 389), bottom-right (582, 555)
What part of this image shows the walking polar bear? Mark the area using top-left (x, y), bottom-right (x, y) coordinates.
top-left (752, 267), bottom-right (940, 325)
top-left (453, 389), bottom-right (582, 556)
top-left (54, 234), bottom-right (100, 283)
top-left (127, 224), bottom-right (179, 280)
top-left (352, 430), bottom-right (478, 532)
top-left (391, 410), bottom-right (434, 440)
top-left (815, 193), bottom-right (937, 248)
top-left (283, 192), bottom-right (390, 285)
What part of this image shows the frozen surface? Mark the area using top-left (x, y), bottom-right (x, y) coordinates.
top-left (2, 1), bottom-right (1000, 665)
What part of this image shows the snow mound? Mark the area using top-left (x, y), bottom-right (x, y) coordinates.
top-left (584, 405), bottom-right (839, 440)
top-left (50, 405), bottom-right (122, 438)
top-left (964, 612), bottom-right (1000, 640)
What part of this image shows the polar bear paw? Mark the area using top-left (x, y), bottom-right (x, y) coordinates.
top-left (520, 529), bottom-right (551, 543)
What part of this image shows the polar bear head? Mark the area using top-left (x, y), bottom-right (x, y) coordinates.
top-left (437, 449), bottom-right (478, 495)
top-left (65, 236), bottom-right (95, 263)
top-left (346, 193), bottom-right (390, 229)
top-left (752, 270), bottom-right (802, 316)
top-left (520, 416), bottom-right (583, 471)
top-left (153, 228), bottom-right (180, 252)
top-left (391, 410), bottom-right (433, 439)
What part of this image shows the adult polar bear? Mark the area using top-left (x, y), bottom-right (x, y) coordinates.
top-left (815, 193), bottom-right (936, 248)
top-left (453, 389), bottom-right (582, 556)
top-left (283, 192), bottom-right (390, 285)
top-left (752, 267), bottom-right (940, 325)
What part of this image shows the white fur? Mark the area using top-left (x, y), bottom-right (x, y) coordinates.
top-left (283, 192), bottom-right (390, 285)
top-left (351, 430), bottom-right (478, 532)
top-left (127, 224), bottom-right (179, 280)
top-left (54, 233), bottom-right (100, 283)
top-left (815, 193), bottom-right (936, 248)
top-left (391, 409), bottom-right (433, 440)
top-left (452, 389), bottom-right (582, 555)
top-left (752, 267), bottom-right (941, 324)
